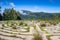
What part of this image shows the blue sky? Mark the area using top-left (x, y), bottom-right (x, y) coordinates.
top-left (0, 0), bottom-right (60, 13)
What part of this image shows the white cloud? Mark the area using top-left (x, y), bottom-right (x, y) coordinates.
top-left (34, 6), bottom-right (40, 10)
top-left (9, 2), bottom-right (15, 7)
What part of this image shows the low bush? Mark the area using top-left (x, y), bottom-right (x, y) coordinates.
top-left (33, 33), bottom-right (43, 40)
top-left (40, 24), bottom-right (46, 27)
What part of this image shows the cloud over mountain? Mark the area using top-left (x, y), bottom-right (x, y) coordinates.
top-left (9, 2), bottom-right (15, 7)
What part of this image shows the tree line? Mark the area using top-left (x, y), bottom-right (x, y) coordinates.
top-left (0, 6), bottom-right (21, 21)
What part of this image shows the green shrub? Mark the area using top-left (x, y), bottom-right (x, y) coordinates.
top-left (12, 26), bottom-right (17, 29)
top-left (10, 34), bottom-right (16, 37)
top-left (47, 36), bottom-right (51, 40)
top-left (49, 21), bottom-right (57, 25)
top-left (19, 22), bottom-right (23, 25)
top-left (2, 24), bottom-right (5, 27)
top-left (33, 33), bottom-right (43, 40)
top-left (1, 27), bottom-right (4, 29)
top-left (40, 24), bottom-right (46, 27)
top-left (24, 24), bottom-right (27, 26)
top-left (26, 27), bottom-right (29, 32)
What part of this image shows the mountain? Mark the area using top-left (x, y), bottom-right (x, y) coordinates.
top-left (20, 10), bottom-right (60, 21)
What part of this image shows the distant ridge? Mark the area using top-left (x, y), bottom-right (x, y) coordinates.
top-left (20, 10), bottom-right (60, 20)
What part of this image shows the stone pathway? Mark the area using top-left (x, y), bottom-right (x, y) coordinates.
top-left (0, 24), bottom-right (34, 40)
top-left (35, 24), bottom-right (48, 40)
top-left (50, 36), bottom-right (60, 40)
